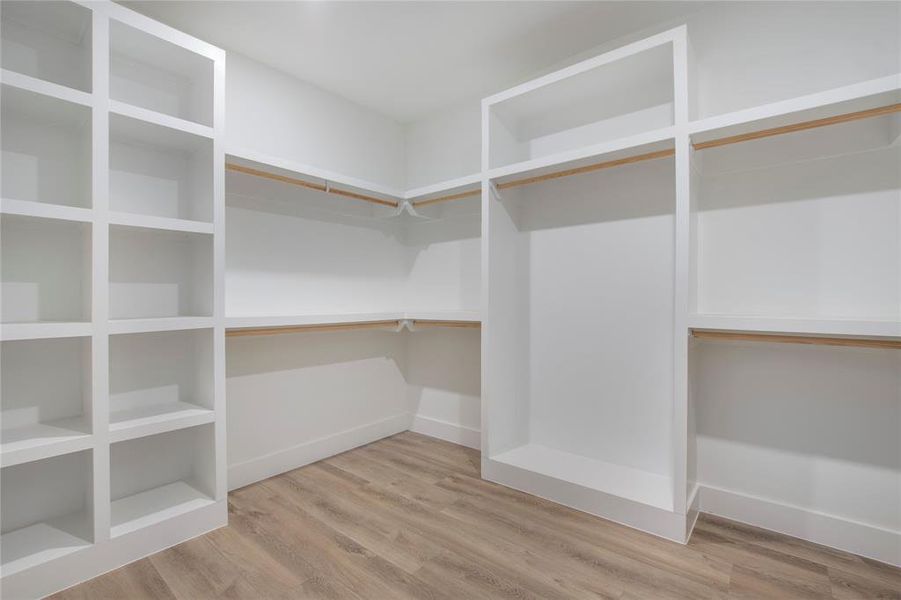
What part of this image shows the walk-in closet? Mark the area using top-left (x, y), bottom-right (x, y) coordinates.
top-left (1, 1), bottom-right (898, 598)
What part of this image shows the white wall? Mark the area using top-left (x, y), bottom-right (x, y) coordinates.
top-left (403, 101), bottom-right (481, 189)
top-left (694, 339), bottom-right (901, 540)
top-left (406, 328), bottom-right (481, 449)
top-left (226, 52), bottom-right (405, 189)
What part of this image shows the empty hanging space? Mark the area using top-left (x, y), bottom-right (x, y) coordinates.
top-left (109, 113), bottom-right (213, 224)
top-left (109, 18), bottom-right (214, 126)
top-left (485, 147), bottom-right (677, 515)
top-left (226, 159), bottom-right (409, 318)
top-left (109, 225), bottom-right (212, 320)
top-left (110, 424), bottom-right (216, 538)
top-left (1, 336), bottom-right (92, 466)
top-left (1, 215), bottom-right (91, 325)
top-left (0, 0), bottom-right (91, 93)
top-left (690, 335), bottom-right (901, 565)
top-left (690, 94), bottom-right (901, 328)
top-left (109, 329), bottom-right (214, 441)
top-left (487, 39), bottom-right (673, 172)
top-left (1, 450), bottom-right (93, 577)
top-left (1, 84), bottom-right (91, 210)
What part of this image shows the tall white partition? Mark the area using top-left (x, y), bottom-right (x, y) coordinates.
top-left (0, 2), bottom-right (226, 597)
top-left (482, 27), bottom-right (690, 541)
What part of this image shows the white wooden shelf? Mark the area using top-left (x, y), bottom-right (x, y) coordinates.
top-left (108, 317), bottom-right (214, 335)
top-left (1, 198), bottom-right (93, 223)
top-left (689, 314), bottom-right (901, 339)
top-left (689, 73), bottom-right (901, 144)
top-left (491, 444), bottom-right (674, 511)
top-left (108, 212), bottom-right (214, 235)
top-left (0, 69), bottom-right (92, 108)
top-left (0, 515), bottom-right (92, 578)
top-left (110, 481), bottom-right (215, 538)
top-left (0, 0), bottom-right (92, 94)
top-left (0, 418), bottom-right (92, 468)
top-left (0, 322), bottom-right (92, 342)
top-left (109, 403), bottom-right (215, 444)
top-left (487, 126), bottom-right (675, 186)
top-left (109, 99), bottom-right (214, 140)
top-left (405, 173), bottom-right (481, 202)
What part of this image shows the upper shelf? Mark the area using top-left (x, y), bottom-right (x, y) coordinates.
top-left (689, 314), bottom-right (901, 340)
top-left (486, 28), bottom-right (679, 172)
top-left (690, 74), bottom-right (900, 148)
top-left (109, 17), bottom-right (215, 127)
top-left (1, 0), bottom-right (92, 94)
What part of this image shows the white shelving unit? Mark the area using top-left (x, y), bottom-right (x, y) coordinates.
top-left (0, 2), bottom-right (226, 598)
top-left (482, 30), bottom-right (686, 540)
top-left (482, 24), bottom-right (900, 558)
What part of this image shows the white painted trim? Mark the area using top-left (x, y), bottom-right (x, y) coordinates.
top-left (483, 26), bottom-right (684, 107)
top-left (0, 501), bottom-right (227, 599)
top-left (410, 415), bottom-right (481, 450)
top-left (685, 483), bottom-right (701, 540)
top-left (227, 413), bottom-right (412, 490)
top-left (484, 458), bottom-right (688, 543)
top-left (698, 485), bottom-right (901, 568)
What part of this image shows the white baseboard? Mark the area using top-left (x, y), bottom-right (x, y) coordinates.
top-left (410, 415), bottom-right (481, 449)
top-left (227, 413), bottom-right (412, 490)
top-left (698, 484), bottom-right (901, 568)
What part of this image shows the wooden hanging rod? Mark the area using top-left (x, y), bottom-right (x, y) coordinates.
top-left (693, 103), bottom-right (901, 150)
top-left (226, 319), bottom-right (481, 337)
top-left (226, 320), bottom-right (401, 337)
top-left (411, 189), bottom-right (481, 208)
top-left (226, 163), bottom-right (400, 208)
top-left (412, 319), bottom-right (481, 329)
top-left (692, 329), bottom-right (901, 350)
top-left (496, 148), bottom-right (675, 191)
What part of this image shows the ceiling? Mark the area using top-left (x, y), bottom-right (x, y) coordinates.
top-left (121, 1), bottom-right (707, 124)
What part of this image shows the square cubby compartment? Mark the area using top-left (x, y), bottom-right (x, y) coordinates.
top-left (109, 225), bottom-right (212, 320)
top-left (110, 424), bottom-right (216, 537)
top-left (110, 113), bottom-right (213, 222)
top-left (109, 329), bottom-right (213, 436)
top-left (1, 214), bottom-right (91, 324)
top-left (1, 0), bottom-right (91, 92)
top-left (1, 337), bottom-right (92, 458)
top-left (1, 84), bottom-right (91, 208)
top-left (110, 19), bottom-right (214, 126)
top-left (1, 450), bottom-right (93, 576)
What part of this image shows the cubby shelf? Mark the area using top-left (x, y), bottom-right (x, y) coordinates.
top-left (0, 419), bottom-right (92, 468)
top-left (108, 212), bottom-right (215, 235)
top-left (109, 403), bottom-right (214, 444)
top-left (109, 99), bottom-right (214, 140)
top-left (0, 517), bottom-right (92, 577)
top-left (110, 481), bottom-right (215, 539)
top-left (0, 322), bottom-right (92, 342)
top-left (0, 69), bottom-right (92, 108)
top-left (1, 198), bottom-right (93, 224)
top-left (108, 317), bottom-right (214, 335)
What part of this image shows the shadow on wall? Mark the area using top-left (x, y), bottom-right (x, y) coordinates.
top-left (694, 338), bottom-right (901, 471)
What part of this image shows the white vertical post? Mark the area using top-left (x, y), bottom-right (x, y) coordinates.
top-left (90, 6), bottom-right (111, 543)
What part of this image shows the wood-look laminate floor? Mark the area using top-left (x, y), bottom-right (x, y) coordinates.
top-left (53, 432), bottom-right (900, 599)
